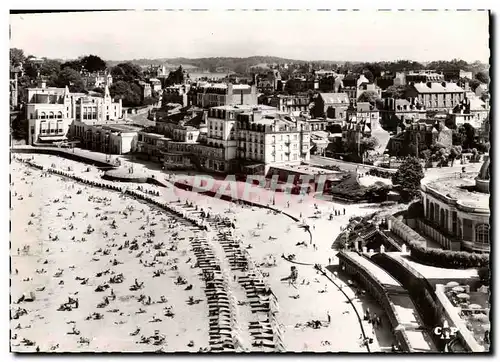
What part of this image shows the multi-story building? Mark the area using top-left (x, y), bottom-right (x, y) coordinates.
top-left (339, 74), bottom-right (368, 103)
top-left (136, 131), bottom-right (170, 162)
top-left (149, 78), bottom-right (162, 92)
top-left (254, 70), bottom-right (281, 93)
top-left (66, 86), bottom-right (128, 153)
top-left (405, 71), bottom-right (444, 84)
top-left (419, 156), bottom-right (490, 253)
top-left (449, 96), bottom-right (489, 130)
top-left (180, 105), bottom-right (310, 174)
top-left (162, 84), bottom-right (190, 107)
top-left (196, 83), bottom-right (257, 108)
top-left (72, 86), bottom-right (123, 123)
top-left (387, 120), bottom-right (452, 157)
top-left (234, 109), bottom-right (311, 174)
top-left (26, 81), bottom-right (76, 145)
top-left (405, 82), bottom-right (465, 111)
top-left (268, 94), bottom-right (310, 114)
top-left (137, 81), bottom-right (152, 100)
top-left (342, 102), bottom-right (389, 156)
top-left (318, 75), bottom-right (343, 93)
top-left (442, 69), bottom-right (473, 82)
top-left (379, 98), bottom-right (427, 133)
top-left (376, 72), bottom-right (396, 90)
top-left (82, 71), bottom-right (113, 89)
top-left (310, 92), bottom-right (350, 119)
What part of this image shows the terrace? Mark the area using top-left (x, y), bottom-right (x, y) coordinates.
top-left (437, 283), bottom-right (490, 352)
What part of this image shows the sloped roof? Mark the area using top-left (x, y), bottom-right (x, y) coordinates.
top-left (412, 82), bottom-right (464, 93)
top-left (320, 92), bottom-right (349, 104)
top-left (468, 96), bottom-right (487, 111)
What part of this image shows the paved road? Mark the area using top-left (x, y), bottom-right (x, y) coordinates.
top-left (125, 106), bottom-right (155, 127)
top-left (309, 155), bottom-right (393, 173)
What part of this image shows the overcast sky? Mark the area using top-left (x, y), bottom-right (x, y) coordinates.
top-left (9, 10), bottom-right (490, 62)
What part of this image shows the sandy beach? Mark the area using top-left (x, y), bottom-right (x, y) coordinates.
top-left (10, 153), bottom-right (397, 352)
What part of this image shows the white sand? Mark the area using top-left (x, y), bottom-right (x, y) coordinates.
top-left (11, 153), bottom-right (398, 352)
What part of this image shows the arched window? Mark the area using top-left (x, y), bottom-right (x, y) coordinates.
top-left (440, 209), bottom-right (445, 229)
top-left (49, 112), bottom-right (55, 119)
top-left (475, 224), bottom-right (490, 244)
top-left (57, 111), bottom-right (63, 119)
top-left (40, 112), bottom-right (46, 120)
top-left (429, 203), bottom-right (434, 221)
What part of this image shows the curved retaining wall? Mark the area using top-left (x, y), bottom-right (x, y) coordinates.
top-left (337, 251), bottom-right (428, 353)
top-left (12, 148), bottom-right (117, 169)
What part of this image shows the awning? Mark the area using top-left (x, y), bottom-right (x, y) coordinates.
top-left (243, 163), bottom-right (265, 170)
top-left (38, 135), bottom-right (68, 142)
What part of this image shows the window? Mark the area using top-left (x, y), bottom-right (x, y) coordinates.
top-left (40, 112), bottom-right (46, 120)
top-left (475, 224), bottom-right (489, 244)
top-left (58, 111), bottom-right (63, 119)
top-left (49, 112), bottom-right (54, 119)
top-left (41, 129), bottom-right (47, 134)
top-left (462, 219), bottom-right (473, 241)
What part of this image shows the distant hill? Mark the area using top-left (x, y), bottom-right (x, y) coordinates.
top-left (107, 56), bottom-right (334, 73)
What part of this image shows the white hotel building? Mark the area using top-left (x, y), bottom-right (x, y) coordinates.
top-left (201, 104), bottom-right (311, 174)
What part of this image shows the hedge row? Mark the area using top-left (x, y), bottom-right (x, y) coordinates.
top-left (407, 240), bottom-right (489, 269)
top-left (368, 168), bottom-right (393, 179)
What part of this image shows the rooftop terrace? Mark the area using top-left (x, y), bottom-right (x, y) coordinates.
top-left (424, 175), bottom-right (489, 210)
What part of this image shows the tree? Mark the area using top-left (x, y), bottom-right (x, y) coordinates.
top-left (54, 67), bottom-right (85, 92)
top-left (475, 70), bottom-right (490, 84)
top-left (91, 87), bottom-right (105, 95)
top-left (421, 149), bottom-right (432, 161)
top-left (460, 123), bottom-right (477, 149)
top-left (10, 112), bottom-right (28, 141)
top-left (478, 266), bottom-right (490, 285)
top-left (166, 66), bottom-right (185, 86)
top-left (40, 59), bottom-right (61, 78)
top-left (10, 48), bottom-right (25, 67)
top-left (61, 59), bottom-right (83, 72)
top-left (449, 146), bottom-right (462, 166)
top-left (112, 62), bottom-right (142, 82)
top-left (467, 78), bottom-right (482, 92)
top-left (452, 129), bottom-right (465, 145)
top-left (81, 55), bottom-right (107, 73)
top-left (284, 79), bottom-right (299, 94)
top-left (385, 85), bottom-right (408, 99)
top-left (363, 69), bottom-right (374, 83)
top-left (357, 90), bottom-right (380, 103)
top-left (392, 156), bottom-right (425, 202)
top-left (360, 137), bottom-right (379, 151)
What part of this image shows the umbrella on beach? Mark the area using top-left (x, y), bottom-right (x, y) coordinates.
top-left (472, 313), bottom-right (489, 323)
top-left (452, 286), bottom-right (465, 293)
top-left (446, 281), bottom-right (460, 288)
top-left (468, 304), bottom-right (482, 310)
top-left (456, 293), bottom-right (470, 300)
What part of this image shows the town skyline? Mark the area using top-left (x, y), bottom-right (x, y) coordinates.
top-left (10, 10), bottom-right (490, 63)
